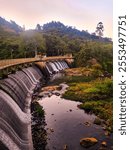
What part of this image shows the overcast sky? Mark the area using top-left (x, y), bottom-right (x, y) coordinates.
top-left (0, 0), bottom-right (112, 38)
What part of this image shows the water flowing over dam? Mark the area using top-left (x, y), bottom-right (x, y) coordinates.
top-left (0, 60), bottom-right (69, 150)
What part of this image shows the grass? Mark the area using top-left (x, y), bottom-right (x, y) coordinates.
top-left (62, 76), bottom-right (113, 132)
top-left (80, 100), bottom-right (113, 131)
top-left (63, 78), bottom-right (112, 102)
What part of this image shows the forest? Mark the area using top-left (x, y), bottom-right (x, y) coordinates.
top-left (0, 17), bottom-right (112, 73)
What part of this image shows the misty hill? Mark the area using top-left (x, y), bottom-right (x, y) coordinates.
top-left (0, 17), bottom-right (23, 35)
top-left (36, 21), bottom-right (112, 42)
top-left (0, 17), bottom-right (111, 42)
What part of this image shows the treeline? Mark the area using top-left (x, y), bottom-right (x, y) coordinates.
top-left (37, 21), bottom-right (112, 42)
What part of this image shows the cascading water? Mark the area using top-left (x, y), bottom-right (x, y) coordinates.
top-left (0, 60), bottom-right (69, 150)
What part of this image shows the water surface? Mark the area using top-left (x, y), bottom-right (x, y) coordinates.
top-left (39, 88), bottom-right (113, 150)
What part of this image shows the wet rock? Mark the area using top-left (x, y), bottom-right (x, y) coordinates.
top-left (102, 126), bottom-right (107, 131)
top-left (84, 121), bottom-right (91, 127)
top-left (50, 128), bottom-right (54, 132)
top-left (41, 85), bottom-right (61, 92)
top-left (105, 131), bottom-right (111, 136)
top-left (101, 141), bottom-right (107, 147)
top-left (93, 117), bottom-right (102, 125)
top-left (80, 137), bottom-right (98, 148)
top-left (63, 144), bottom-right (68, 150)
top-left (48, 93), bottom-right (52, 97)
top-left (38, 94), bottom-right (44, 98)
top-left (54, 92), bottom-right (61, 96)
top-left (57, 85), bottom-right (62, 91)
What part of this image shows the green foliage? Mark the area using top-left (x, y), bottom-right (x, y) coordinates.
top-left (80, 100), bottom-right (113, 131)
top-left (0, 19), bottom-right (113, 75)
top-left (34, 101), bottom-right (44, 117)
top-left (20, 30), bottom-right (46, 57)
top-left (62, 77), bottom-right (113, 131)
top-left (63, 78), bottom-right (112, 101)
top-left (75, 42), bottom-right (113, 73)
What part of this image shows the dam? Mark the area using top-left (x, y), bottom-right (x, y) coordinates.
top-left (0, 60), bottom-right (70, 150)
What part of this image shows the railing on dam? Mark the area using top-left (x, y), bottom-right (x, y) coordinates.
top-left (0, 56), bottom-right (73, 70)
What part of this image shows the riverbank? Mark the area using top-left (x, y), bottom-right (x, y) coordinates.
top-left (38, 83), bottom-right (112, 150)
top-left (61, 68), bottom-right (113, 133)
top-left (31, 67), bottom-right (113, 149)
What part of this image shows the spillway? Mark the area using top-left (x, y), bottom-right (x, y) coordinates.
top-left (0, 60), bottom-right (69, 150)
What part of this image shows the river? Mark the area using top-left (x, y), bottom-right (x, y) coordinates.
top-left (38, 82), bottom-right (113, 150)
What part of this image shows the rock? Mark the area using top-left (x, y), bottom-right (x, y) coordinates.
top-left (38, 95), bottom-right (44, 98)
top-left (69, 109), bottom-right (72, 112)
top-left (101, 141), bottom-right (107, 147)
top-left (41, 85), bottom-right (60, 92)
top-left (104, 131), bottom-right (110, 136)
top-left (102, 126), bottom-right (107, 130)
top-left (84, 121), bottom-right (91, 126)
top-left (93, 117), bottom-right (102, 125)
top-left (80, 137), bottom-right (98, 148)
top-left (51, 114), bottom-right (54, 116)
top-left (50, 128), bottom-right (54, 132)
top-left (63, 144), bottom-right (68, 150)
top-left (54, 92), bottom-right (60, 96)
top-left (48, 93), bottom-right (52, 97)
top-left (57, 86), bottom-right (62, 91)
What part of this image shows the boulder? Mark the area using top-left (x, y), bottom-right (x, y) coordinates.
top-left (63, 144), bottom-right (68, 150)
top-left (80, 137), bottom-right (98, 148)
top-left (101, 141), bottom-right (107, 147)
top-left (84, 121), bottom-right (91, 127)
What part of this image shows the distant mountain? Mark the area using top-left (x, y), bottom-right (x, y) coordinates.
top-left (36, 21), bottom-right (112, 42)
top-left (0, 17), bottom-right (112, 42)
top-left (0, 17), bottom-right (23, 34)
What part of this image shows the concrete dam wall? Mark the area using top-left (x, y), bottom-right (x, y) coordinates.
top-left (0, 60), bottom-right (69, 150)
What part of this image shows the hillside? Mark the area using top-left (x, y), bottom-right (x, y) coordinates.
top-left (0, 17), bottom-right (23, 35)
top-left (36, 21), bottom-right (112, 42)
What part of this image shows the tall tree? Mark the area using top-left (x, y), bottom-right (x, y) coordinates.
top-left (20, 30), bottom-right (46, 57)
top-left (95, 22), bottom-right (104, 37)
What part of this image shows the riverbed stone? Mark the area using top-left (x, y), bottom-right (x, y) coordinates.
top-left (101, 141), bottom-right (107, 147)
top-left (84, 121), bottom-right (91, 126)
top-left (53, 92), bottom-right (61, 96)
top-left (50, 128), bottom-right (54, 132)
top-left (80, 137), bottom-right (98, 148)
top-left (63, 144), bottom-right (68, 150)
top-left (41, 85), bottom-right (61, 92)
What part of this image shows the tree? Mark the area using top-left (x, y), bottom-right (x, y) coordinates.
top-left (36, 24), bottom-right (42, 31)
top-left (45, 34), bottom-right (68, 56)
top-left (20, 30), bottom-right (46, 57)
top-left (95, 22), bottom-right (104, 37)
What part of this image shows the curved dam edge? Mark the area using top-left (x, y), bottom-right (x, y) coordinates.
top-left (0, 60), bottom-right (70, 150)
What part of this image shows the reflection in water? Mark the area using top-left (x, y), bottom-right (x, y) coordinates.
top-left (39, 92), bottom-right (113, 150)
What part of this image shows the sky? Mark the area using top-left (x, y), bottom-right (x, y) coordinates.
top-left (0, 0), bottom-right (113, 38)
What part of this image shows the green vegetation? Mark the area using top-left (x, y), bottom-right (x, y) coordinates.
top-left (62, 76), bottom-right (113, 132)
top-left (0, 17), bottom-right (113, 132)
top-left (0, 18), bottom-right (112, 75)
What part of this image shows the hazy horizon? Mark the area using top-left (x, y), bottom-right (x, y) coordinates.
top-left (0, 0), bottom-right (113, 38)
